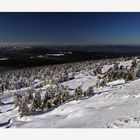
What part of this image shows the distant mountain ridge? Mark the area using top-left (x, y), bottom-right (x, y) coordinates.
top-left (0, 44), bottom-right (140, 68)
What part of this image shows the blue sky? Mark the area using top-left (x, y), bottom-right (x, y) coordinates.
top-left (0, 12), bottom-right (140, 45)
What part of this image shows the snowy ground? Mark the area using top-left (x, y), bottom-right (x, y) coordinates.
top-left (1, 59), bottom-right (140, 128)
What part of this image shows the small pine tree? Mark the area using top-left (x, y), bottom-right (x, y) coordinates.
top-left (131, 59), bottom-right (137, 68)
top-left (28, 91), bottom-right (34, 101)
top-left (124, 69), bottom-right (134, 82)
top-left (113, 62), bottom-right (119, 70)
top-left (96, 67), bottom-right (102, 74)
top-left (52, 96), bottom-right (60, 107)
top-left (100, 78), bottom-right (107, 87)
top-left (134, 63), bottom-right (140, 79)
top-left (18, 96), bottom-right (30, 117)
top-left (26, 90), bottom-right (34, 104)
top-left (13, 94), bottom-right (22, 108)
top-left (60, 90), bottom-right (69, 103)
top-left (108, 70), bottom-right (115, 82)
top-left (46, 100), bottom-right (53, 109)
top-left (84, 86), bottom-right (93, 96)
top-left (41, 91), bottom-right (50, 110)
top-left (74, 86), bottom-right (83, 100)
top-left (31, 91), bottom-right (42, 112)
top-left (93, 69), bottom-right (97, 75)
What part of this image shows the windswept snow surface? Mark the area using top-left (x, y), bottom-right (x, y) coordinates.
top-left (1, 59), bottom-right (140, 128)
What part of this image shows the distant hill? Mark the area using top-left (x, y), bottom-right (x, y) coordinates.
top-left (0, 44), bottom-right (140, 68)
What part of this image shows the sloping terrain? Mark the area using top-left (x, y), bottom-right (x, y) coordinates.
top-left (1, 58), bottom-right (140, 128)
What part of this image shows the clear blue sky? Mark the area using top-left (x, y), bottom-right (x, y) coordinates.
top-left (0, 12), bottom-right (140, 45)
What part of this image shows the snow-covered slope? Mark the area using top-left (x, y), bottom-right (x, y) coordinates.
top-left (1, 58), bottom-right (140, 128)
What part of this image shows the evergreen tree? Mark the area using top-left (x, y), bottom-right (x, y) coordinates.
top-left (26, 90), bottom-right (34, 104)
top-left (124, 69), bottom-right (134, 82)
top-left (131, 59), bottom-right (137, 68)
top-left (84, 86), bottom-right (93, 96)
top-left (46, 100), bottom-right (52, 109)
top-left (113, 62), bottom-right (119, 70)
top-left (74, 86), bottom-right (83, 100)
top-left (13, 94), bottom-right (22, 108)
top-left (31, 91), bottom-right (42, 112)
top-left (60, 90), bottom-right (70, 103)
top-left (52, 96), bottom-right (60, 107)
top-left (41, 91), bottom-right (51, 110)
top-left (18, 96), bottom-right (30, 117)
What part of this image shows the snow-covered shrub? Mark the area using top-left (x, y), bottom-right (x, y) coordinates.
top-left (51, 96), bottom-right (61, 107)
top-left (119, 65), bottom-right (124, 70)
top-left (52, 76), bottom-right (59, 84)
top-left (113, 62), bottom-right (119, 70)
top-left (46, 99), bottom-right (53, 109)
top-left (18, 96), bottom-right (30, 117)
top-left (114, 70), bottom-right (125, 80)
top-left (106, 65), bottom-right (134, 82)
top-left (100, 77), bottom-right (107, 87)
top-left (41, 91), bottom-right (51, 110)
top-left (93, 66), bottom-right (102, 75)
top-left (131, 58), bottom-right (137, 68)
top-left (124, 69), bottom-right (134, 82)
top-left (95, 76), bottom-right (101, 88)
top-left (41, 87), bottom-right (71, 110)
top-left (84, 86), bottom-right (93, 96)
top-left (0, 82), bottom-right (6, 93)
top-left (132, 63), bottom-right (140, 79)
top-left (31, 91), bottom-right (42, 112)
top-left (92, 69), bottom-right (98, 75)
top-left (59, 72), bottom-right (69, 83)
top-left (26, 89), bottom-right (34, 104)
top-left (60, 90), bottom-right (70, 103)
top-left (74, 86), bottom-right (84, 100)
top-left (46, 86), bottom-right (55, 99)
top-left (13, 93), bottom-right (22, 108)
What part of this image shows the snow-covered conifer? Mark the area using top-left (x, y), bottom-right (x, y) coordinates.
top-left (84, 86), bottom-right (93, 96)
top-left (113, 62), bottom-right (119, 70)
top-left (31, 91), bottom-right (42, 112)
top-left (131, 59), bottom-right (137, 68)
top-left (18, 96), bottom-right (30, 117)
top-left (41, 91), bottom-right (51, 110)
top-left (13, 93), bottom-right (22, 108)
top-left (74, 86), bottom-right (83, 100)
top-left (60, 90), bottom-right (70, 103)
